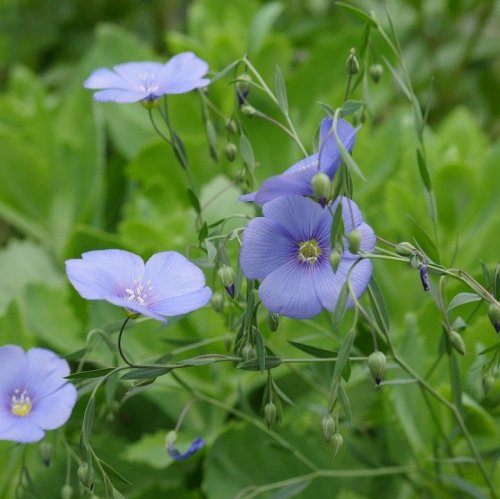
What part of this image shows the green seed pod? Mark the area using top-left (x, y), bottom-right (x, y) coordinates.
top-left (267, 311), bottom-right (280, 332)
top-left (346, 48), bottom-right (359, 75)
top-left (482, 373), bottom-right (495, 396)
top-left (77, 463), bottom-right (92, 489)
top-left (210, 292), bottom-right (224, 313)
top-left (329, 250), bottom-right (341, 273)
top-left (395, 242), bottom-right (416, 257)
top-left (225, 118), bottom-right (238, 134)
top-left (264, 402), bottom-right (277, 429)
top-left (449, 330), bottom-right (466, 355)
top-left (347, 229), bottom-right (361, 254)
top-left (61, 484), bottom-right (74, 499)
top-left (311, 172), bottom-right (331, 201)
top-left (224, 142), bottom-right (237, 162)
top-left (242, 343), bottom-right (255, 362)
top-left (369, 63), bottom-right (384, 83)
top-left (240, 104), bottom-right (256, 117)
top-left (487, 303), bottom-right (500, 333)
top-left (368, 351), bottom-right (386, 385)
top-left (321, 415), bottom-right (336, 443)
top-left (331, 432), bottom-right (344, 456)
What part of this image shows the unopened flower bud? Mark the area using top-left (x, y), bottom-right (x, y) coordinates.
top-left (242, 343), bottom-right (255, 362)
top-left (224, 142), bottom-right (237, 162)
top-left (482, 373), bottom-right (495, 395)
top-left (331, 432), bottom-right (344, 456)
top-left (449, 330), bottom-right (466, 355)
top-left (40, 441), bottom-right (52, 466)
top-left (346, 48), bottom-right (359, 75)
top-left (77, 463), bottom-right (92, 489)
top-left (218, 265), bottom-right (235, 298)
top-left (311, 172), bottom-right (331, 202)
top-left (419, 263), bottom-right (430, 292)
top-left (330, 250), bottom-right (341, 273)
top-left (321, 415), bottom-right (336, 443)
top-left (267, 312), bottom-right (280, 332)
top-left (264, 402), bottom-right (277, 429)
top-left (236, 74), bottom-right (252, 104)
top-left (369, 63), bottom-right (383, 83)
top-left (368, 351), bottom-right (386, 385)
top-left (61, 484), bottom-right (73, 499)
top-left (225, 118), bottom-right (238, 134)
top-left (241, 104), bottom-right (256, 117)
top-left (210, 292), bottom-right (224, 313)
top-left (488, 303), bottom-right (500, 333)
top-left (347, 229), bottom-right (361, 254)
top-left (395, 242), bottom-right (416, 257)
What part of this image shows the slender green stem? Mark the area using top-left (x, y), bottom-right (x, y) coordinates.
top-left (117, 317), bottom-right (135, 368)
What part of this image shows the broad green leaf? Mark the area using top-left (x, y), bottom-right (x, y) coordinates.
top-left (447, 292), bottom-right (482, 311)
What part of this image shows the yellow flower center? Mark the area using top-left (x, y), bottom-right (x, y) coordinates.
top-left (298, 240), bottom-right (321, 264)
top-left (11, 389), bottom-right (32, 417)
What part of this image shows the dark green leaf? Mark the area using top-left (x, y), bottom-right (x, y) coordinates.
top-left (330, 201), bottom-right (344, 248)
top-left (341, 100), bottom-right (365, 116)
top-left (368, 281), bottom-right (390, 333)
top-left (176, 357), bottom-right (218, 366)
top-left (66, 368), bottom-right (115, 380)
top-left (335, 2), bottom-right (377, 27)
top-left (416, 148), bottom-right (432, 191)
top-left (478, 342), bottom-right (500, 355)
top-left (171, 130), bottom-right (189, 169)
top-left (210, 60), bottom-right (241, 84)
top-left (333, 330), bottom-right (355, 384)
top-left (274, 65), bottom-right (288, 115)
top-left (237, 356), bottom-right (282, 371)
top-left (198, 221), bottom-right (208, 242)
top-left (338, 384), bottom-right (352, 423)
top-left (205, 120), bottom-right (219, 162)
top-left (82, 396), bottom-right (95, 445)
top-left (272, 380), bottom-right (295, 406)
top-left (332, 113), bottom-right (366, 180)
top-left (288, 340), bottom-right (336, 358)
top-left (317, 101), bottom-right (335, 116)
top-left (187, 188), bottom-right (201, 214)
top-left (121, 367), bottom-right (172, 380)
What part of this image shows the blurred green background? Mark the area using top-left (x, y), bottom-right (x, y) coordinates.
top-left (0, 0), bottom-right (499, 497)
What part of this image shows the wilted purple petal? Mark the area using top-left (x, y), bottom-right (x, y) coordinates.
top-left (167, 437), bottom-right (205, 461)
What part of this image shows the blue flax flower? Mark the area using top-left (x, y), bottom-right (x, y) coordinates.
top-left (167, 437), bottom-right (205, 461)
top-left (240, 118), bottom-right (356, 205)
top-left (66, 250), bottom-right (212, 322)
top-left (0, 345), bottom-right (77, 443)
top-left (240, 195), bottom-right (375, 319)
top-left (84, 52), bottom-right (209, 103)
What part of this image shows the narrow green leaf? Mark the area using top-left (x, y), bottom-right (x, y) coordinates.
top-left (65, 368), bottom-right (115, 380)
top-left (171, 130), bottom-right (189, 169)
top-left (237, 356), bottom-right (282, 371)
top-left (253, 328), bottom-right (266, 373)
top-left (205, 239), bottom-right (217, 264)
top-left (333, 330), bottom-right (355, 384)
top-left (205, 120), bottom-right (219, 162)
top-left (478, 342), bottom-right (500, 355)
top-left (176, 357), bottom-right (217, 366)
top-left (341, 358), bottom-right (351, 382)
top-left (331, 283), bottom-right (349, 330)
top-left (113, 489), bottom-right (126, 499)
top-left (187, 188), bottom-right (201, 214)
top-left (198, 221), bottom-right (208, 242)
top-left (330, 201), bottom-right (344, 248)
top-left (440, 475), bottom-right (488, 499)
top-left (274, 66), bottom-right (288, 115)
top-left (335, 2), bottom-right (377, 27)
top-left (382, 56), bottom-right (412, 100)
top-left (82, 396), bottom-right (95, 445)
top-left (416, 148), bottom-right (432, 191)
top-left (480, 260), bottom-right (490, 289)
top-left (494, 263), bottom-right (500, 300)
top-left (239, 134), bottom-right (256, 172)
top-left (98, 459), bottom-right (132, 485)
top-left (332, 113), bottom-right (366, 180)
top-left (447, 292), bottom-right (482, 311)
top-left (368, 281), bottom-right (389, 333)
top-left (249, 1), bottom-right (284, 54)
top-left (120, 367), bottom-right (172, 380)
top-left (210, 60), bottom-right (241, 84)
top-left (317, 101), bottom-right (335, 116)
top-left (272, 380), bottom-right (295, 406)
top-left (288, 340), bottom-right (336, 358)
top-left (338, 384), bottom-right (352, 423)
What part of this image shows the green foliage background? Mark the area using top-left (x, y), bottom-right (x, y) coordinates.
top-left (0, 0), bottom-right (498, 498)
